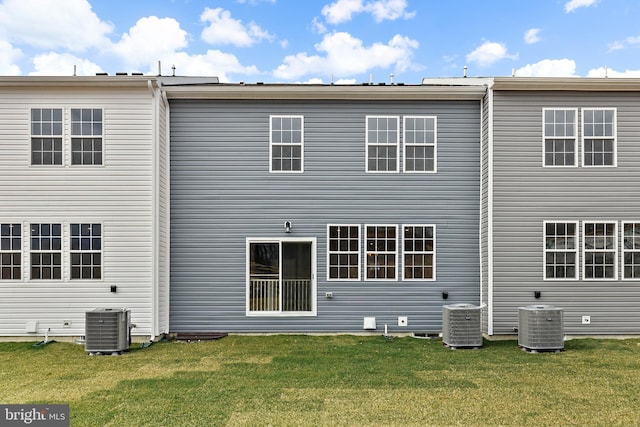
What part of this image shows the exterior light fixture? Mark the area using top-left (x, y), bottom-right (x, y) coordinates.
top-left (284, 221), bottom-right (292, 233)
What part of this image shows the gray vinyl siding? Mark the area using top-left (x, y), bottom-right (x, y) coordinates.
top-left (170, 99), bottom-right (481, 333)
top-left (0, 85), bottom-right (157, 337)
top-left (491, 90), bottom-right (640, 335)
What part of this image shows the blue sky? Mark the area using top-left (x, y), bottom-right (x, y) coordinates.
top-left (0, 0), bottom-right (639, 83)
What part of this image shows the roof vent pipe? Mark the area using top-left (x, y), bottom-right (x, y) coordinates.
top-left (463, 66), bottom-right (468, 78)
top-left (172, 64), bottom-right (176, 77)
top-left (390, 73), bottom-right (394, 85)
top-left (511, 68), bottom-right (516, 77)
top-left (157, 60), bottom-right (162, 76)
top-left (369, 73), bottom-right (373, 85)
top-left (73, 65), bottom-right (77, 77)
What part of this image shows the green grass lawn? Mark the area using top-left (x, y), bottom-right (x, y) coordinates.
top-left (1, 335), bottom-right (639, 426)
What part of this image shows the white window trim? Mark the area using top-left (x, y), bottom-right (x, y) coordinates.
top-left (402, 224), bottom-right (436, 281)
top-left (29, 106), bottom-right (105, 168)
top-left (364, 224), bottom-right (399, 281)
top-left (621, 222), bottom-right (640, 281)
top-left (581, 108), bottom-right (617, 168)
top-left (543, 220), bottom-right (579, 281)
top-left (0, 222), bottom-right (23, 281)
top-left (29, 222), bottom-right (64, 281)
top-left (30, 107), bottom-right (64, 167)
top-left (365, 115), bottom-right (400, 173)
top-left (70, 107), bottom-right (105, 168)
top-left (582, 220), bottom-right (618, 281)
top-left (403, 116), bottom-right (438, 173)
top-left (326, 224), bottom-right (361, 282)
top-left (245, 237), bottom-right (317, 317)
top-left (542, 108), bottom-right (578, 168)
top-left (269, 115), bottom-right (304, 174)
top-left (69, 222), bottom-right (103, 281)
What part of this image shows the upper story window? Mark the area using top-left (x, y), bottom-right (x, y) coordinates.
top-left (543, 109), bottom-right (577, 167)
top-left (31, 108), bottom-right (63, 166)
top-left (70, 223), bottom-right (102, 280)
top-left (583, 108), bottom-right (616, 167)
top-left (71, 109), bottom-right (103, 165)
top-left (30, 223), bottom-right (62, 280)
top-left (366, 116), bottom-right (399, 173)
top-left (544, 221), bottom-right (578, 280)
top-left (327, 225), bottom-right (360, 281)
top-left (365, 225), bottom-right (397, 280)
top-left (403, 116), bottom-right (437, 173)
top-left (583, 221), bottom-right (617, 280)
top-left (270, 115), bottom-right (303, 173)
top-left (1, 224), bottom-right (21, 280)
top-left (403, 225), bottom-right (435, 280)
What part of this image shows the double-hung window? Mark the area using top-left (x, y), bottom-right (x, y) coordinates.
top-left (327, 225), bottom-right (360, 280)
top-left (583, 221), bottom-right (617, 280)
top-left (31, 108), bottom-right (63, 166)
top-left (404, 116), bottom-right (436, 172)
top-left (403, 225), bottom-right (435, 280)
top-left (543, 109), bottom-right (577, 167)
top-left (366, 116), bottom-right (399, 172)
top-left (71, 109), bottom-right (103, 165)
top-left (30, 223), bottom-right (62, 280)
top-left (365, 225), bottom-right (397, 280)
top-left (544, 221), bottom-right (578, 280)
top-left (622, 222), bottom-right (640, 280)
top-left (270, 115), bottom-right (303, 172)
top-left (1, 224), bottom-right (21, 280)
top-left (70, 223), bottom-right (102, 280)
top-left (583, 108), bottom-right (616, 167)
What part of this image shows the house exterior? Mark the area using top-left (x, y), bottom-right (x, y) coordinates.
top-left (482, 77), bottom-right (640, 336)
top-left (165, 82), bottom-right (485, 333)
top-left (0, 76), bottom-right (169, 339)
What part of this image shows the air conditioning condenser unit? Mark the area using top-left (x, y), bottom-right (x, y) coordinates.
top-left (85, 308), bottom-right (131, 355)
top-left (442, 303), bottom-right (483, 349)
top-left (518, 305), bottom-right (563, 352)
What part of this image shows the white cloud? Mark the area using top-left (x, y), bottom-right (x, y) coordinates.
top-left (201, 7), bottom-right (273, 47)
top-left (367, 0), bottom-right (416, 22)
top-left (152, 50), bottom-right (259, 82)
top-left (514, 59), bottom-right (577, 77)
top-left (321, 0), bottom-right (415, 24)
top-left (565, 0), bottom-right (599, 13)
top-left (524, 28), bottom-right (541, 44)
top-left (29, 52), bottom-right (103, 76)
top-left (322, 0), bottom-right (364, 24)
top-left (466, 41), bottom-right (517, 68)
top-left (111, 17), bottom-right (188, 70)
top-left (335, 78), bottom-right (357, 84)
top-left (587, 67), bottom-right (640, 78)
top-left (312, 17), bottom-right (328, 34)
top-left (607, 35), bottom-right (640, 52)
top-left (274, 32), bottom-right (419, 80)
top-left (0, 40), bottom-right (22, 75)
top-left (0, 0), bottom-right (112, 52)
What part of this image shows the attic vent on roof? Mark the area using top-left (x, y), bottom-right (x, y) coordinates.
top-left (96, 73), bottom-right (108, 76)
top-left (116, 72), bottom-right (128, 76)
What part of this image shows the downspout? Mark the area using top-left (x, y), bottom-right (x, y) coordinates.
top-left (148, 79), bottom-right (160, 339)
top-left (486, 81), bottom-right (495, 336)
top-left (161, 88), bottom-right (170, 336)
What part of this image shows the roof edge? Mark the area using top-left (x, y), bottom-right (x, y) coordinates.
top-left (163, 84), bottom-right (487, 100)
top-left (492, 77), bottom-right (640, 91)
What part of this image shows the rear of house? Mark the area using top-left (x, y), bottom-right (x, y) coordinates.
top-left (166, 82), bottom-right (484, 334)
top-left (484, 77), bottom-right (640, 336)
top-left (0, 76), bottom-right (169, 339)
